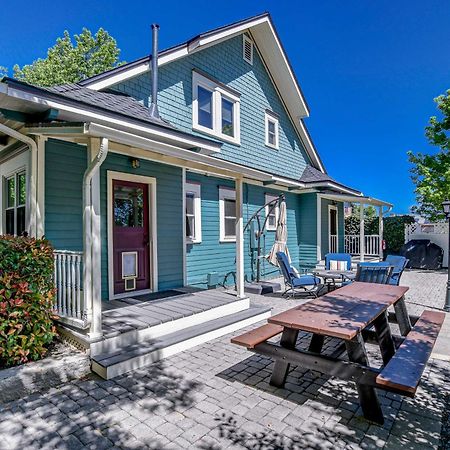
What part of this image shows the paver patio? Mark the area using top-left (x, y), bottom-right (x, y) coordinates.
top-left (0, 269), bottom-right (449, 449)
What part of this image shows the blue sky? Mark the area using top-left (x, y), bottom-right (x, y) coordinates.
top-left (1, 0), bottom-right (449, 213)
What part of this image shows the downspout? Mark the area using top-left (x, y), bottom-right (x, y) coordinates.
top-left (83, 137), bottom-right (108, 336)
top-left (0, 122), bottom-right (38, 237)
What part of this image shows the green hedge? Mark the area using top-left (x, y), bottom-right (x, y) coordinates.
top-left (0, 236), bottom-right (57, 368)
top-left (383, 215), bottom-right (416, 255)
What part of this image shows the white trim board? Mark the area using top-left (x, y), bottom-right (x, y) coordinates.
top-left (107, 171), bottom-right (158, 300)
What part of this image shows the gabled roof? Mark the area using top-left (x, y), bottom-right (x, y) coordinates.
top-left (78, 12), bottom-right (326, 173)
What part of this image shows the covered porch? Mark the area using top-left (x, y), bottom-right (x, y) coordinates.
top-left (318, 193), bottom-right (393, 262)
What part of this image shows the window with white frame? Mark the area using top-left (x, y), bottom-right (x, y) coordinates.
top-left (265, 111), bottom-right (279, 149)
top-left (192, 71), bottom-right (240, 145)
top-left (4, 170), bottom-right (27, 236)
top-left (265, 194), bottom-right (279, 231)
top-left (185, 182), bottom-right (202, 243)
top-left (219, 187), bottom-right (236, 242)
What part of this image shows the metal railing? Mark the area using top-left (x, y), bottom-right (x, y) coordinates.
top-left (344, 235), bottom-right (381, 256)
top-left (54, 250), bottom-right (88, 328)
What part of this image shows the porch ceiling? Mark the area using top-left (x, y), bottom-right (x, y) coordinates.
top-left (320, 193), bottom-right (393, 208)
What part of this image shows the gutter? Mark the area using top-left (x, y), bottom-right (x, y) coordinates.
top-left (83, 137), bottom-right (108, 337)
top-left (0, 122), bottom-right (38, 237)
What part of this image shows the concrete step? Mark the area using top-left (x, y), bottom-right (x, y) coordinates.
top-left (91, 305), bottom-right (271, 379)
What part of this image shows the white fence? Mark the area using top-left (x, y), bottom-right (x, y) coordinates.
top-left (405, 222), bottom-right (448, 267)
top-left (344, 235), bottom-right (381, 256)
top-left (54, 250), bottom-right (87, 327)
top-left (329, 234), bottom-right (338, 253)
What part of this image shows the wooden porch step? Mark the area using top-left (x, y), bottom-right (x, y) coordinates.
top-left (91, 305), bottom-right (271, 379)
top-left (376, 310), bottom-right (445, 396)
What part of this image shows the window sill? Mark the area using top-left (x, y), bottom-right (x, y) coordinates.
top-left (220, 237), bottom-right (236, 243)
top-left (186, 239), bottom-right (202, 245)
top-left (193, 124), bottom-right (241, 146)
top-left (265, 143), bottom-right (279, 151)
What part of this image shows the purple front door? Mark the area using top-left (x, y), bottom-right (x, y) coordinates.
top-left (113, 179), bottom-right (150, 295)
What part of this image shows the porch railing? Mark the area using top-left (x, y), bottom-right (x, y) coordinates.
top-left (54, 250), bottom-right (88, 328)
top-left (344, 235), bottom-right (381, 256)
top-left (329, 234), bottom-right (338, 253)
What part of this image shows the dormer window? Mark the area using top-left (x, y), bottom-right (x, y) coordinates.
top-left (192, 70), bottom-right (240, 145)
top-left (265, 111), bottom-right (279, 149)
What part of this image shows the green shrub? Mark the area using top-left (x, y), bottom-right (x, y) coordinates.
top-left (0, 236), bottom-right (57, 367)
top-left (383, 215), bottom-right (416, 255)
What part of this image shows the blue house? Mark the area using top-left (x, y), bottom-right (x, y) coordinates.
top-left (0, 13), bottom-right (391, 377)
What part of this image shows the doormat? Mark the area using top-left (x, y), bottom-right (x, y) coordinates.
top-left (131, 290), bottom-right (187, 302)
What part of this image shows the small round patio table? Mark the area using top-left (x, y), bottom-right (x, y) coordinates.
top-left (314, 269), bottom-right (355, 291)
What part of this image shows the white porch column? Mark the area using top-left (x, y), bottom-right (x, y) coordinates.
top-left (91, 140), bottom-right (102, 338)
top-left (235, 177), bottom-right (245, 299)
top-left (316, 195), bottom-right (322, 261)
top-left (359, 203), bottom-right (365, 262)
top-left (36, 135), bottom-right (47, 238)
top-left (84, 137), bottom-right (108, 339)
top-left (378, 206), bottom-right (384, 259)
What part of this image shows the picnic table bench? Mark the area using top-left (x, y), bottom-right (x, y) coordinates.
top-left (231, 282), bottom-right (445, 424)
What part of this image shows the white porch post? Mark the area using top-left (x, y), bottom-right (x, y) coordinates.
top-left (378, 206), bottom-right (384, 259)
top-left (84, 137), bottom-right (108, 339)
top-left (235, 177), bottom-right (245, 299)
top-left (359, 203), bottom-right (365, 262)
top-left (91, 140), bottom-right (102, 338)
top-left (36, 135), bottom-right (47, 238)
top-left (317, 195), bottom-right (322, 261)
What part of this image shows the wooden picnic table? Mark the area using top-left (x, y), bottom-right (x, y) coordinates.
top-left (232, 282), bottom-right (445, 424)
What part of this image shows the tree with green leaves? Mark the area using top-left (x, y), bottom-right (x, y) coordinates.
top-left (408, 90), bottom-right (450, 221)
top-left (0, 66), bottom-right (7, 78)
top-left (12, 28), bottom-right (123, 87)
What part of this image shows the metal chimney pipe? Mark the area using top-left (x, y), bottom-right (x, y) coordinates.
top-left (149, 23), bottom-right (160, 119)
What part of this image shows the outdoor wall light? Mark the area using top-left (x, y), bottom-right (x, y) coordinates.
top-left (442, 200), bottom-right (450, 311)
top-left (130, 158), bottom-right (140, 169)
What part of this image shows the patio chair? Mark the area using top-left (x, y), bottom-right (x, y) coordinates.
top-left (355, 262), bottom-right (394, 284)
top-left (385, 255), bottom-right (409, 286)
top-left (324, 253), bottom-right (352, 271)
top-left (276, 252), bottom-right (321, 298)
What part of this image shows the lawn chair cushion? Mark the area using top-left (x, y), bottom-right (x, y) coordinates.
top-left (292, 275), bottom-right (321, 287)
top-left (329, 260), bottom-right (348, 271)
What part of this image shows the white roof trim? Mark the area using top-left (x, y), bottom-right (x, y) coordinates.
top-left (320, 193), bottom-right (393, 208)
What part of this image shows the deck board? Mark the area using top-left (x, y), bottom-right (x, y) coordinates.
top-left (101, 289), bottom-right (242, 338)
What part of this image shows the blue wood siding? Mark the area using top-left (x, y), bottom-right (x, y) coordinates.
top-left (185, 173), bottom-right (306, 287)
top-left (113, 34), bottom-right (311, 180)
top-left (44, 139), bottom-right (86, 251)
top-left (100, 154), bottom-right (183, 297)
top-left (298, 193), bottom-right (318, 267)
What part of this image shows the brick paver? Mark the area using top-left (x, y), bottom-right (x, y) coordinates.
top-left (0, 270), bottom-right (449, 449)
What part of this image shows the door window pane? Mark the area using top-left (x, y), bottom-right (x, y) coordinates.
top-left (114, 185), bottom-right (144, 227)
top-left (198, 86), bottom-right (213, 129)
top-left (222, 98), bottom-right (234, 137)
top-left (6, 176), bottom-right (15, 208)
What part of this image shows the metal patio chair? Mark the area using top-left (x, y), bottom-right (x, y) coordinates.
top-left (355, 262), bottom-right (394, 285)
top-left (385, 255), bottom-right (409, 286)
top-left (276, 251), bottom-right (321, 298)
